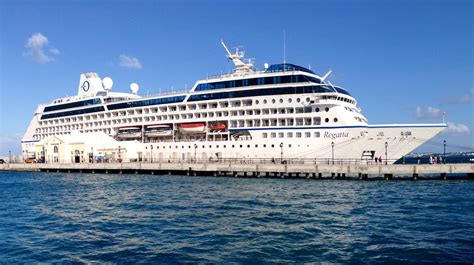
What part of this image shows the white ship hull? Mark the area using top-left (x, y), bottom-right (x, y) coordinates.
top-left (143, 125), bottom-right (445, 163)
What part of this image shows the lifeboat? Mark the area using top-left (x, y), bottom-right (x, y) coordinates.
top-left (179, 123), bottom-right (206, 134)
top-left (209, 123), bottom-right (226, 131)
top-left (145, 124), bottom-right (172, 137)
top-left (116, 126), bottom-right (142, 139)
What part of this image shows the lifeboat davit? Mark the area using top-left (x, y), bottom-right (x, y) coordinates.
top-left (209, 123), bottom-right (226, 131)
top-left (145, 124), bottom-right (172, 137)
top-left (179, 123), bottom-right (206, 134)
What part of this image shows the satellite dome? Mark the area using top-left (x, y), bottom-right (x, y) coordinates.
top-left (130, 83), bottom-right (139, 94)
top-left (102, 77), bottom-right (113, 90)
top-left (264, 63), bottom-right (269, 69)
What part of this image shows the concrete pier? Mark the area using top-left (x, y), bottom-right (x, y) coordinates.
top-left (0, 162), bottom-right (472, 180)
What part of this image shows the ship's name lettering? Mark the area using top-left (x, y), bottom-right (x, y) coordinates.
top-left (324, 132), bottom-right (349, 139)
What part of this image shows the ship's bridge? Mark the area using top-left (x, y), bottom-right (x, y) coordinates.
top-left (264, 63), bottom-right (315, 74)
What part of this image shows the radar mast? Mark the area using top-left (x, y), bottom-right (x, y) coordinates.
top-left (220, 40), bottom-right (255, 75)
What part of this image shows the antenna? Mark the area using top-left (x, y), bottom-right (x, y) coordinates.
top-left (442, 112), bottom-right (446, 124)
top-left (283, 30), bottom-right (286, 64)
top-left (221, 39), bottom-right (232, 57)
top-left (321, 70), bottom-right (332, 82)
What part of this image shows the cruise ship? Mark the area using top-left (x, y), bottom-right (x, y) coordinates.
top-left (21, 41), bottom-right (447, 164)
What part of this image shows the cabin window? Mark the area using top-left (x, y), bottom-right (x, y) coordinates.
top-left (313, 117), bottom-right (321, 125)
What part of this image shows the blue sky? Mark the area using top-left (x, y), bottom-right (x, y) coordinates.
top-left (0, 0), bottom-right (472, 156)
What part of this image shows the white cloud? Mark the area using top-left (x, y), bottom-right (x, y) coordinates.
top-left (415, 106), bottom-right (443, 120)
top-left (22, 32), bottom-right (59, 64)
top-left (445, 88), bottom-right (474, 104)
top-left (444, 122), bottom-right (470, 135)
top-left (119, 54), bottom-right (142, 69)
top-left (49, 47), bottom-right (60, 55)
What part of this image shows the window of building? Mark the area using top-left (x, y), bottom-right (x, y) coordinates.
top-left (271, 132), bottom-right (276, 138)
top-left (305, 132), bottom-right (311, 138)
top-left (262, 132), bottom-right (268, 138)
top-left (287, 132), bottom-right (293, 138)
top-left (296, 132), bottom-right (302, 138)
top-left (278, 132), bottom-right (284, 138)
top-left (314, 132), bottom-right (320, 138)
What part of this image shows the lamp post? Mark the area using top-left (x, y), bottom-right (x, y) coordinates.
top-left (8, 150), bottom-right (11, 164)
top-left (385, 142), bottom-right (388, 165)
top-left (279, 142), bottom-right (284, 163)
top-left (331, 142), bottom-right (334, 165)
top-left (91, 147), bottom-right (94, 163)
top-left (443, 140), bottom-right (446, 164)
top-left (194, 143), bottom-right (198, 162)
top-left (150, 145), bottom-right (153, 163)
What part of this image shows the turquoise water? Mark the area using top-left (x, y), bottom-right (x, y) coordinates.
top-left (0, 171), bottom-right (473, 263)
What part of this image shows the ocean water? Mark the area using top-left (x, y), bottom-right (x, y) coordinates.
top-left (0, 172), bottom-right (473, 263)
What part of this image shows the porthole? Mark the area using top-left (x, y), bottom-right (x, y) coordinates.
top-left (306, 97), bottom-right (310, 102)
top-left (325, 107), bottom-right (329, 112)
top-left (255, 100), bottom-right (259, 105)
top-left (325, 118), bottom-right (329, 123)
top-left (279, 98), bottom-right (284, 103)
top-left (263, 99), bottom-right (267, 104)
top-left (288, 98), bottom-right (292, 103)
top-left (297, 98), bottom-right (301, 103)
top-left (334, 118), bottom-right (338, 122)
top-left (272, 99), bottom-right (276, 104)
top-left (315, 108), bottom-right (320, 112)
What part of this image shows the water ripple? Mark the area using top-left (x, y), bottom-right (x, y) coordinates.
top-left (0, 172), bottom-right (473, 263)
